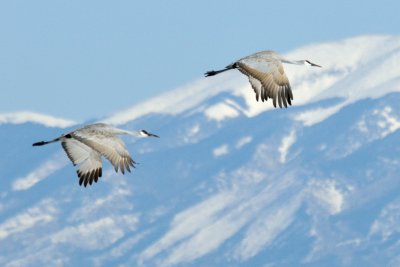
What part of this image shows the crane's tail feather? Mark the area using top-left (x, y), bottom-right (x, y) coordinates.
top-left (32, 137), bottom-right (61, 146)
top-left (204, 63), bottom-right (237, 77)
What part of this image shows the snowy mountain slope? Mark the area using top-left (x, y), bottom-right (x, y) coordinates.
top-left (1, 35), bottom-right (400, 267)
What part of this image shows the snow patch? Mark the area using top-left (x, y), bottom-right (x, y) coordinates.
top-left (51, 215), bottom-right (138, 250)
top-left (0, 199), bottom-right (57, 240)
top-left (93, 231), bottom-right (150, 266)
top-left (139, 192), bottom-right (236, 264)
top-left (213, 144), bottom-right (229, 157)
top-left (374, 106), bottom-right (400, 137)
top-left (294, 102), bottom-right (346, 126)
top-left (309, 180), bottom-right (344, 215)
top-left (12, 155), bottom-right (68, 191)
top-left (183, 124), bottom-right (202, 144)
top-left (189, 124), bottom-right (200, 135)
top-left (279, 130), bottom-right (297, 163)
top-left (234, 196), bottom-right (301, 260)
top-left (355, 104), bottom-right (400, 142)
top-left (235, 136), bottom-right (252, 149)
top-left (369, 198), bottom-right (400, 240)
top-left (204, 102), bottom-right (240, 122)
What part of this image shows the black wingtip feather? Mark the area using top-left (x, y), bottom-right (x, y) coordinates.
top-left (88, 171), bottom-right (93, 185)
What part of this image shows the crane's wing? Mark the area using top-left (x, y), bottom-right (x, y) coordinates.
top-left (71, 133), bottom-right (136, 175)
top-left (61, 138), bottom-right (102, 187)
top-left (236, 60), bottom-right (293, 108)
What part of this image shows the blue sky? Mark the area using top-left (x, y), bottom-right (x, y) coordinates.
top-left (0, 0), bottom-right (398, 121)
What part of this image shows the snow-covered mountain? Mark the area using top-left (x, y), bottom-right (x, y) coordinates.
top-left (1, 35), bottom-right (400, 267)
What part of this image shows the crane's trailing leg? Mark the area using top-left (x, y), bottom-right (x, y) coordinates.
top-left (32, 134), bottom-right (71, 146)
top-left (33, 137), bottom-right (61, 146)
top-left (204, 63), bottom-right (237, 77)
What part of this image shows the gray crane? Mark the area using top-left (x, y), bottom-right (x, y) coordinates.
top-left (205, 51), bottom-right (321, 108)
top-left (33, 123), bottom-right (159, 187)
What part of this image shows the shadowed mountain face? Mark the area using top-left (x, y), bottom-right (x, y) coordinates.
top-left (1, 35), bottom-right (400, 267)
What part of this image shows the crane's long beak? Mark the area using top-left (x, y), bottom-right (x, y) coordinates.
top-left (305, 60), bottom-right (322, 67)
top-left (310, 61), bottom-right (322, 67)
top-left (141, 130), bottom-right (160, 138)
top-left (149, 133), bottom-right (159, 138)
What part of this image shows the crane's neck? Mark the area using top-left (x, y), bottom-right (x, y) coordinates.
top-left (113, 128), bottom-right (144, 137)
top-left (281, 59), bottom-right (308, 66)
top-left (281, 59), bottom-right (321, 67)
top-left (112, 127), bottom-right (159, 138)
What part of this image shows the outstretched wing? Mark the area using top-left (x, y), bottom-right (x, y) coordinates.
top-left (61, 138), bottom-right (102, 187)
top-left (71, 133), bottom-right (136, 175)
top-left (236, 59), bottom-right (293, 108)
